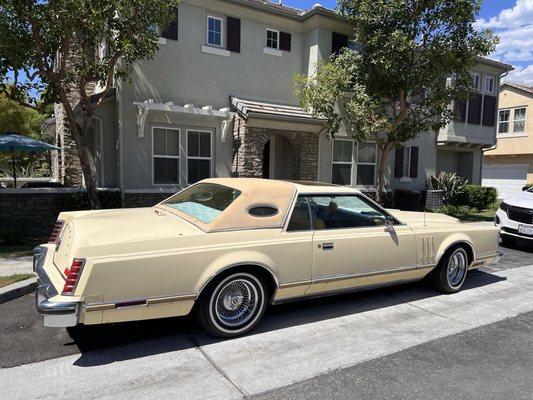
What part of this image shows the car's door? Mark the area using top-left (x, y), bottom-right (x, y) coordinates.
top-left (306, 194), bottom-right (417, 294)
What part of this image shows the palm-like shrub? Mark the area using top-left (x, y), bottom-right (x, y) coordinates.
top-left (427, 172), bottom-right (468, 204)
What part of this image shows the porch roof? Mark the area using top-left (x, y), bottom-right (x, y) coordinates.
top-left (230, 96), bottom-right (326, 125)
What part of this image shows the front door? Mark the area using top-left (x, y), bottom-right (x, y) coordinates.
top-left (306, 194), bottom-right (417, 294)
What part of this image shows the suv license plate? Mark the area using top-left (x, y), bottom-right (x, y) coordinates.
top-left (518, 224), bottom-right (533, 236)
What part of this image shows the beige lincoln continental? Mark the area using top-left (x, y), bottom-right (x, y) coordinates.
top-left (35, 178), bottom-right (501, 337)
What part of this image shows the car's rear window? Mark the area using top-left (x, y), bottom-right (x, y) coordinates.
top-left (162, 183), bottom-right (241, 224)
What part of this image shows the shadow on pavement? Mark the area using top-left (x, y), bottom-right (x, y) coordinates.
top-left (70, 269), bottom-right (506, 367)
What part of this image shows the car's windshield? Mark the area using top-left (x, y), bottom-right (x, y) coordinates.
top-left (162, 183), bottom-right (241, 224)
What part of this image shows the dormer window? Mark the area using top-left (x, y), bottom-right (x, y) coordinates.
top-left (207, 16), bottom-right (222, 46)
top-left (266, 29), bottom-right (279, 49)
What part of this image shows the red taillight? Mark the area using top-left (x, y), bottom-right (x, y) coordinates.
top-left (62, 258), bottom-right (85, 295)
top-left (48, 220), bottom-right (65, 244)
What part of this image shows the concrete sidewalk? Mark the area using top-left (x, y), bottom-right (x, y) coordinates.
top-left (0, 256), bottom-right (33, 276)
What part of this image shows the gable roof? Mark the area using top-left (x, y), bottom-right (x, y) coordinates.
top-left (501, 82), bottom-right (533, 97)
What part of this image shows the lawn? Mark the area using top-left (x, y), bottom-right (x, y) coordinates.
top-left (456, 209), bottom-right (496, 222)
top-left (0, 273), bottom-right (35, 288)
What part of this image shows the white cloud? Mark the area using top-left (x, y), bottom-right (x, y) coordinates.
top-left (475, 0), bottom-right (533, 29)
top-left (503, 65), bottom-right (533, 86)
top-left (475, 0), bottom-right (533, 86)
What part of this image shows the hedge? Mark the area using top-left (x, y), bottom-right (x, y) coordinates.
top-left (450, 185), bottom-right (497, 211)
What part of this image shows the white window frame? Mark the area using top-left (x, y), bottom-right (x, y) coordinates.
top-left (266, 28), bottom-right (280, 50)
top-left (471, 72), bottom-right (480, 91)
top-left (331, 138), bottom-right (354, 186)
top-left (484, 75), bottom-right (495, 94)
top-left (497, 109), bottom-right (510, 135)
top-left (186, 129), bottom-right (213, 185)
top-left (400, 145), bottom-right (414, 181)
top-left (207, 15), bottom-right (223, 47)
top-left (152, 126), bottom-right (181, 186)
top-left (513, 107), bottom-right (527, 133)
top-left (355, 141), bottom-right (377, 187)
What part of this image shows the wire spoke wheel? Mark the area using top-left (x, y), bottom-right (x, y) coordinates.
top-left (207, 273), bottom-right (265, 335)
top-left (447, 249), bottom-right (467, 287)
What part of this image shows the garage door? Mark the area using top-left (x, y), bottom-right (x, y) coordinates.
top-left (482, 164), bottom-right (528, 200)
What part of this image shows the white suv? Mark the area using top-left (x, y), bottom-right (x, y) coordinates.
top-left (496, 186), bottom-right (533, 246)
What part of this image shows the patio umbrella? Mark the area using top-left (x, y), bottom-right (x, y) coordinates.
top-left (0, 132), bottom-right (60, 187)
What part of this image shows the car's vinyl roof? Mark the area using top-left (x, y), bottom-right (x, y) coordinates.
top-left (158, 178), bottom-right (361, 232)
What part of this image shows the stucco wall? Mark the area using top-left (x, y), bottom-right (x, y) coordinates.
top-left (485, 86), bottom-right (533, 156)
top-left (439, 63), bottom-right (505, 147)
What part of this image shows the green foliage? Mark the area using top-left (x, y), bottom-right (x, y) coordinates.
top-left (0, 228), bottom-right (26, 246)
top-left (436, 204), bottom-right (477, 217)
top-left (0, 93), bottom-right (49, 178)
top-left (427, 172), bottom-right (468, 204)
top-left (450, 184), bottom-right (497, 211)
top-left (295, 0), bottom-right (497, 196)
top-left (54, 190), bottom-right (122, 211)
top-left (393, 189), bottom-right (422, 211)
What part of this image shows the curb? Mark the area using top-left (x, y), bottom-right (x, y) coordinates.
top-left (0, 277), bottom-right (38, 305)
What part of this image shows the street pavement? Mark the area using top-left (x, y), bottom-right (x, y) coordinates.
top-left (0, 243), bottom-right (532, 399)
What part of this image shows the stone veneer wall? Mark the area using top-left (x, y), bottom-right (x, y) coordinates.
top-left (232, 115), bottom-right (319, 181)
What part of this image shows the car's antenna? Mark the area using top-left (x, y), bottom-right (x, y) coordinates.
top-left (424, 209), bottom-right (427, 226)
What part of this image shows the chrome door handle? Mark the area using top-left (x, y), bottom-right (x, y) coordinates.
top-left (322, 242), bottom-right (334, 251)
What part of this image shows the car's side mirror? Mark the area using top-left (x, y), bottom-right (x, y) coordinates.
top-left (384, 216), bottom-right (395, 232)
top-left (522, 186), bottom-right (529, 191)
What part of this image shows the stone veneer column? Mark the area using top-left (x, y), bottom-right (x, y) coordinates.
top-left (232, 115), bottom-right (319, 181)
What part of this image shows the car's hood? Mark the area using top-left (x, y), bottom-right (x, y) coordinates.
top-left (503, 191), bottom-right (533, 209)
top-left (387, 209), bottom-right (460, 227)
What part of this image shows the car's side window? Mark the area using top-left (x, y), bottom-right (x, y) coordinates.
top-left (309, 195), bottom-right (391, 230)
top-left (287, 196), bottom-right (312, 231)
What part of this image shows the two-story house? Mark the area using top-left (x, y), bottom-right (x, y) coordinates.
top-left (483, 83), bottom-right (533, 199)
top-left (50, 0), bottom-right (513, 205)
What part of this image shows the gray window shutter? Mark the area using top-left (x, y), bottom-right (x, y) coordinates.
top-left (279, 31), bottom-right (291, 51)
top-left (161, 7), bottom-right (179, 40)
top-left (227, 17), bottom-right (241, 53)
top-left (395, 147), bottom-right (404, 178)
top-left (409, 146), bottom-right (419, 179)
top-left (467, 93), bottom-right (482, 125)
top-left (482, 95), bottom-right (497, 126)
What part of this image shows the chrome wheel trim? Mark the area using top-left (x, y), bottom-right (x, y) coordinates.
top-left (208, 273), bottom-right (264, 334)
top-left (447, 249), bottom-right (468, 288)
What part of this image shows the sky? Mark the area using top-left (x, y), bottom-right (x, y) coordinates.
top-left (286, 0), bottom-right (533, 86)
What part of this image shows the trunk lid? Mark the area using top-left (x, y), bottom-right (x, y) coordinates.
top-left (52, 207), bottom-right (199, 273)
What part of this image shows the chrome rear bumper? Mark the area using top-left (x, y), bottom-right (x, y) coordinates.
top-left (34, 246), bottom-right (79, 327)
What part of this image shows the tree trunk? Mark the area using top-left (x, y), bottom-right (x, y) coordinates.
top-left (375, 142), bottom-right (392, 204)
top-left (58, 90), bottom-right (101, 209)
top-left (73, 123), bottom-right (101, 209)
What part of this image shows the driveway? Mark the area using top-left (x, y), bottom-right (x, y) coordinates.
top-left (0, 244), bottom-right (532, 399)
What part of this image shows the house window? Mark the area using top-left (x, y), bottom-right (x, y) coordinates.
top-left (266, 29), bottom-right (279, 49)
top-left (187, 130), bottom-right (212, 184)
top-left (207, 16), bottom-right (222, 46)
top-left (498, 109), bottom-right (510, 134)
top-left (471, 73), bottom-right (480, 90)
top-left (332, 139), bottom-right (353, 185)
top-left (484, 76), bottom-right (494, 93)
top-left (513, 108), bottom-right (527, 133)
top-left (356, 142), bottom-right (376, 186)
top-left (402, 147), bottom-right (411, 177)
top-left (153, 127), bottom-right (180, 184)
